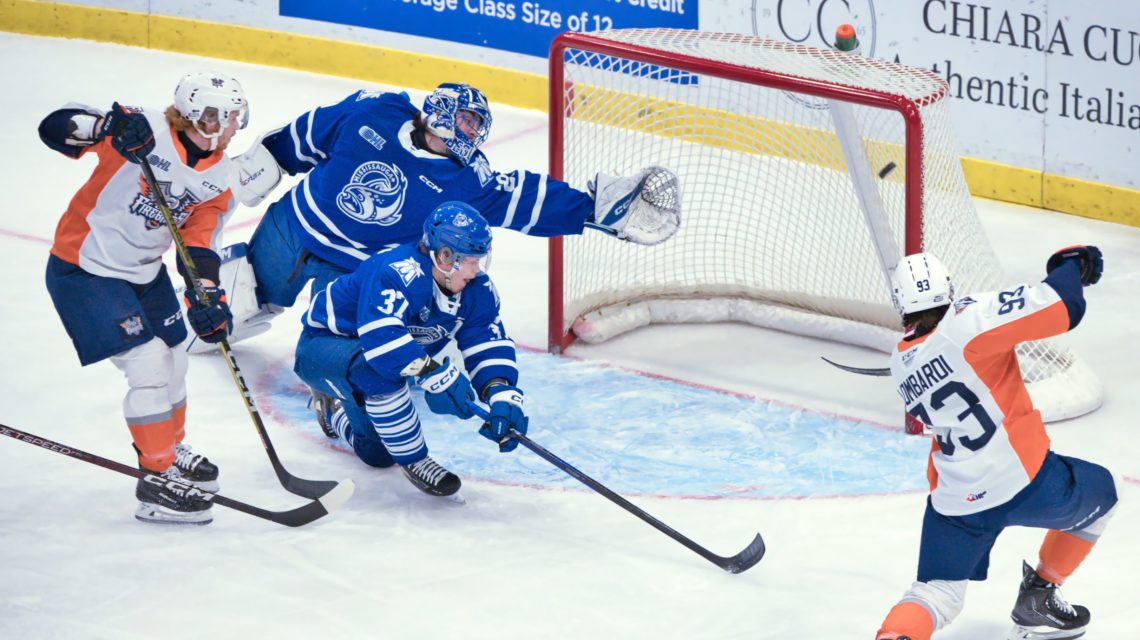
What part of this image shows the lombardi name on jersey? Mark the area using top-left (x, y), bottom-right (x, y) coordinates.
top-left (336, 161), bottom-right (407, 225)
top-left (897, 354), bottom-right (955, 404)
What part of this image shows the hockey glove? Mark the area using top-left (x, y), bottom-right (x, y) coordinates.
top-left (478, 385), bottom-right (527, 453)
top-left (1046, 245), bottom-right (1103, 286)
top-left (417, 357), bottom-right (476, 420)
top-left (184, 287), bottom-right (233, 344)
top-left (100, 102), bottom-right (155, 163)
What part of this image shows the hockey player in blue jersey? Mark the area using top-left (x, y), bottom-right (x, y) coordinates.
top-left (292, 201), bottom-right (527, 497)
top-left (210, 82), bottom-right (680, 348)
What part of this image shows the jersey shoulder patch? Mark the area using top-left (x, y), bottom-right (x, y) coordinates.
top-left (389, 255), bottom-right (425, 287)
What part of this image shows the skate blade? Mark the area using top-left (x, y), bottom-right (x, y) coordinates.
top-left (443, 492), bottom-right (466, 505)
top-left (134, 502), bottom-right (213, 526)
top-left (1008, 623), bottom-right (1086, 640)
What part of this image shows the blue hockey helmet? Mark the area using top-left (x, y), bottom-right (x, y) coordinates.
top-left (421, 83), bottom-right (492, 166)
top-left (423, 201), bottom-right (492, 271)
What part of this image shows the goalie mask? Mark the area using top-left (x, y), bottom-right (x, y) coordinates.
top-left (423, 201), bottom-right (492, 275)
top-left (890, 253), bottom-right (955, 316)
top-left (421, 83), bottom-right (492, 166)
top-left (174, 71), bottom-right (249, 150)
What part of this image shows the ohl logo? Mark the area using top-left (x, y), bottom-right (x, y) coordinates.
top-left (337, 161), bottom-right (408, 226)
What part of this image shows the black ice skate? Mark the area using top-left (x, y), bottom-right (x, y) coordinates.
top-left (308, 390), bottom-right (340, 439)
top-left (173, 442), bottom-right (219, 491)
top-left (135, 466), bottom-right (214, 525)
top-left (400, 456), bottom-right (461, 497)
top-left (1009, 561), bottom-right (1090, 640)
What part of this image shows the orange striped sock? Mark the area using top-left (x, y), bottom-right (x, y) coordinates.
top-left (172, 403), bottom-right (187, 444)
top-left (877, 601), bottom-right (934, 640)
top-left (129, 418), bottom-right (178, 473)
top-left (1037, 529), bottom-right (1095, 585)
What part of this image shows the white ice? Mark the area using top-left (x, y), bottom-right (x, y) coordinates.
top-left (0, 33), bottom-right (1137, 640)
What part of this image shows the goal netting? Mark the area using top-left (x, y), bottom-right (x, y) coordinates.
top-left (547, 28), bottom-right (1102, 422)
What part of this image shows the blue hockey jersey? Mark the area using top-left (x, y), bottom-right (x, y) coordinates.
top-left (301, 243), bottom-right (517, 393)
top-left (263, 90), bottom-right (594, 270)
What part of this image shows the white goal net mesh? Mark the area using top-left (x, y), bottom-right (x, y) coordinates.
top-left (551, 29), bottom-right (1101, 422)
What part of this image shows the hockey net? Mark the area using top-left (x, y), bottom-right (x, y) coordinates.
top-left (548, 29), bottom-right (1102, 422)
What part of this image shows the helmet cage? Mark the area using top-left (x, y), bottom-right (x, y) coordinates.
top-left (421, 83), bottom-right (492, 166)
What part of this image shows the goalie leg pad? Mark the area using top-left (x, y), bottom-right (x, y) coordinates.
top-left (589, 166), bottom-right (681, 246)
top-left (183, 243), bottom-right (283, 353)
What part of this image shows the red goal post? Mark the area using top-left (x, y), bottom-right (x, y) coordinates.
top-left (546, 29), bottom-right (1101, 423)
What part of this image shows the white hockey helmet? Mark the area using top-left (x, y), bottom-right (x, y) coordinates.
top-left (173, 71), bottom-right (248, 148)
top-left (889, 253), bottom-right (955, 316)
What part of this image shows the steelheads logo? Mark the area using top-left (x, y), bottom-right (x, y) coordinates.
top-left (337, 161), bottom-right (408, 226)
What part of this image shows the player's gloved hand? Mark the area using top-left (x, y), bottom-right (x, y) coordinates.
top-left (478, 385), bottom-right (527, 453)
top-left (1046, 245), bottom-right (1103, 286)
top-left (184, 287), bottom-right (233, 344)
top-left (417, 357), bottom-right (475, 419)
top-left (100, 102), bottom-right (155, 163)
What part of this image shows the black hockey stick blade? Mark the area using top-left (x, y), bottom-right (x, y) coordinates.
top-left (719, 533), bottom-right (767, 574)
top-left (821, 356), bottom-right (891, 377)
top-left (468, 402), bottom-right (765, 573)
top-left (1, 422), bottom-right (354, 527)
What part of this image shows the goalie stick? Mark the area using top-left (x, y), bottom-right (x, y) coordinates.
top-left (820, 356), bottom-right (891, 377)
top-left (469, 402), bottom-right (765, 574)
top-left (135, 155), bottom-right (342, 501)
top-left (0, 423), bottom-right (354, 527)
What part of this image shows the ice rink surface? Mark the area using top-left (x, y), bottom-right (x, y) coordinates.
top-left (0, 33), bottom-right (1136, 639)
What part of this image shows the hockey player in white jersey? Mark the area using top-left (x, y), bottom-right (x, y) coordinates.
top-left (293, 201), bottom-right (527, 497)
top-left (213, 82), bottom-right (680, 349)
top-left (39, 72), bottom-right (257, 524)
top-left (874, 249), bottom-right (1117, 640)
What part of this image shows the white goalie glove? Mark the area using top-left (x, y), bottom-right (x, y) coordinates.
top-left (588, 166), bottom-right (681, 246)
top-left (227, 139), bottom-right (282, 207)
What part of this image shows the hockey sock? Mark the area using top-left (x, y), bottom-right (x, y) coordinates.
top-left (365, 387), bottom-right (426, 465)
top-left (129, 417), bottom-right (178, 473)
top-left (171, 401), bottom-right (187, 444)
top-left (1037, 530), bottom-right (1096, 585)
top-left (877, 601), bottom-right (934, 640)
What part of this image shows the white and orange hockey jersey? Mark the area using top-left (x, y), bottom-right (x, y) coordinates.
top-left (889, 274), bottom-right (1083, 516)
top-left (49, 108), bottom-right (234, 285)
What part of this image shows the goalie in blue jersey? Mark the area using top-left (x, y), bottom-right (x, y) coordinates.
top-left (208, 82), bottom-right (681, 350)
top-left (293, 201), bottom-right (526, 497)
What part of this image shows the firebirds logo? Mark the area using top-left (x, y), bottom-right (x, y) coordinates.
top-left (129, 176), bottom-right (199, 230)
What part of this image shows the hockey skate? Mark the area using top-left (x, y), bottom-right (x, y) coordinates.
top-left (135, 466), bottom-right (214, 525)
top-left (308, 390), bottom-right (340, 439)
top-left (1008, 561), bottom-right (1089, 640)
top-left (400, 456), bottom-right (461, 497)
top-left (173, 442), bottom-right (219, 491)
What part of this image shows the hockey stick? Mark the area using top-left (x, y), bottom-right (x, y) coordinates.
top-left (136, 156), bottom-right (343, 500)
top-left (0, 423), bottom-right (353, 527)
top-left (820, 356), bottom-right (891, 377)
top-left (469, 402), bottom-right (765, 574)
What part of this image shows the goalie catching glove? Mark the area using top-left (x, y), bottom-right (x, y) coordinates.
top-left (478, 384), bottom-right (528, 453)
top-left (1046, 245), bottom-right (1103, 286)
top-left (588, 166), bottom-right (681, 246)
top-left (184, 286), bottom-right (233, 344)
